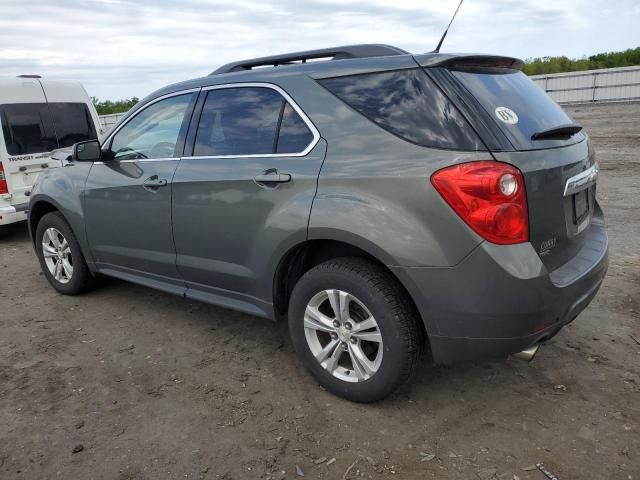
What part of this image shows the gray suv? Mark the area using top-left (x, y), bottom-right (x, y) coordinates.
top-left (28, 45), bottom-right (608, 402)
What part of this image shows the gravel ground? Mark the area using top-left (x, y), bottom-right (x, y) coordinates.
top-left (1, 102), bottom-right (639, 480)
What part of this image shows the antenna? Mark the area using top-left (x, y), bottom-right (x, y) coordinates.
top-left (433, 0), bottom-right (465, 53)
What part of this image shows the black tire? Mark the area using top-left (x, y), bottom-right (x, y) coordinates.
top-left (35, 211), bottom-right (96, 295)
top-left (288, 257), bottom-right (424, 403)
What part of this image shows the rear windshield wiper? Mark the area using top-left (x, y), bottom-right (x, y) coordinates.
top-left (532, 123), bottom-right (583, 140)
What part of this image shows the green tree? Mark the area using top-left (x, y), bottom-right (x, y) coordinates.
top-left (92, 97), bottom-right (139, 115)
top-left (522, 47), bottom-right (640, 75)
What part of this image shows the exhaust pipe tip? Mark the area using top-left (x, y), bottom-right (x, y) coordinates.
top-left (513, 344), bottom-right (540, 362)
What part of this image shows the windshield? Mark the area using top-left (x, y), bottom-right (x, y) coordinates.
top-left (451, 69), bottom-right (584, 150)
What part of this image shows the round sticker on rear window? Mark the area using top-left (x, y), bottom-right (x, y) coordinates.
top-left (495, 107), bottom-right (518, 124)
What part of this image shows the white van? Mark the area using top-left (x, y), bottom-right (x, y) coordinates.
top-left (0, 76), bottom-right (103, 226)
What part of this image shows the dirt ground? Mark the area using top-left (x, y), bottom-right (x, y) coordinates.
top-left (1, 102), bottom-right (639, 480)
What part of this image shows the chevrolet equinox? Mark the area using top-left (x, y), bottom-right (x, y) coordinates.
top-left (28, 45), bottom-right (608, 402)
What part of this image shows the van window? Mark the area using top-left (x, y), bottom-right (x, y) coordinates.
top-left (194, 87), bottom-right (314, 157)
top-left (0, 103), bottom-right (57, 155)
top-left (48, 103), bottom-right (97, 148)
top-left (110, 94), bottom-right (194, 160)
top-left (320, 69), bottom-right (482, 150)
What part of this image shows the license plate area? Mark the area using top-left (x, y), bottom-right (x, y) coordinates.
top-left (572, 188), bottom-right (590, 225)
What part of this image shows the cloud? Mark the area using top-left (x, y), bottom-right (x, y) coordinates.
top-left (0, 0), bottom-right (638, 99)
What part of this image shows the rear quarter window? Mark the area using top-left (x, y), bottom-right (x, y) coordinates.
top-left (319, 68), bottom-right (483, 151)
top-left (451, 69), bottom-right (584, 150)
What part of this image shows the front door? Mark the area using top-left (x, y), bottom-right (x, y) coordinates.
top-left (84, 92), bottom-right (197, 292)
top-left (172, 85), bottom-right (325, 315)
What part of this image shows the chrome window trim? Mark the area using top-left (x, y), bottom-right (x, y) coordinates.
top-left (190, 82), bottom-right (320, 159)
top-left (563, 163), bottom-right (599, 197)
top-left (94, 158), bottom-right (176, 165)
top-left (95, 82), bottom-right (320, 165)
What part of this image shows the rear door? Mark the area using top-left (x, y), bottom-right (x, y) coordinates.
top-left (84, 92), bottom-right (197, 291)
top-left (0, 79), bottom-right (58, 205)
top-left (445, 67), bottom-right (597, 270)
top-left (172, 84), bottom-right (325, 314)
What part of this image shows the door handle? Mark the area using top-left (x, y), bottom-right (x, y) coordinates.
top-left (143, 175), bottom-right (168, 191)
top-left (253, 171), bottom-right (291, 186)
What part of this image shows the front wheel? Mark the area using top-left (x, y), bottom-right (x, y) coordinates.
top-left (288, 257), bottom-right (424, 402)
top-left (35, 212), bottom-right (96, 295)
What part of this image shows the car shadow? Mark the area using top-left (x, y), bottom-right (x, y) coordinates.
top-left (0, 222), bottom-right (31, 242)
top-left (89, 274), bottom-right (550, 409)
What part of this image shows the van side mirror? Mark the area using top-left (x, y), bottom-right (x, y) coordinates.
top-left (73, 140), bottom-right (102, 162)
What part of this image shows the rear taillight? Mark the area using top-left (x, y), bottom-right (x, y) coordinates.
top-left (431, 161), bottom-right (528, 245)
top-left (0, 162), bottom-right (7, 195)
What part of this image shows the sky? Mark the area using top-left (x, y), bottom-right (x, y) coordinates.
top-left (1, 0), bottom-right (639, 100)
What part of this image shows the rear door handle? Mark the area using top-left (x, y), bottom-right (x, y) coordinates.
top-left (143, 175), bottom-right (168, 191)
top-left (253, 171), bottom-right (291, 186)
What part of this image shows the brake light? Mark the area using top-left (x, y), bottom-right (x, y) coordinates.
top-left (431, 161), bottom-right (528, 245)
top-left (0, 162), bottom-right (7, 195)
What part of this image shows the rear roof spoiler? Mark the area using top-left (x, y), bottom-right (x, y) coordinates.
top-left (211, 44), bottom-right (410, 75)
top-left (415, 53), bottom-right (524, 71)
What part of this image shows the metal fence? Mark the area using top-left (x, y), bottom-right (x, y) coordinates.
top-left (531, 65), bottom-right (640, 104)
top-left (98, 112), bottom-right (127, 133)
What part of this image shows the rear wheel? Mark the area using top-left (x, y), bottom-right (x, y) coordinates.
top-left (288, 257), bottom-right (424, 402)
top-left (35, 212), bottom-right (95, 295)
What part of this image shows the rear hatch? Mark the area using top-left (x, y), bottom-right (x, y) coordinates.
top-left (0, 79), bottom-right (59, 205)
top-left (0, 79), bottom-right (98, 205)
top-left (0, 102), bottom-right (62, 204)
top-left (426, 59), bottom-right (597, 271)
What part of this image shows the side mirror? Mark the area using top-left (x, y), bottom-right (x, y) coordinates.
top-left (73, 140), bottom-right (102, 162)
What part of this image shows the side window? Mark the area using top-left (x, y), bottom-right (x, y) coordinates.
top-left (194, 88), bottom-right (282, 156)
top-left (276, 103), bottom-right (314, 154)
top-left (48, 103), bottom-right (97, 148)
top-left (0, 103), bottom-right (57, 155)
top-left (320, 69), bottom-right (482, 150)
top-left (110, 94), bottom-right (194, 160)
top-left (194, 87), bottom-right (315, 156)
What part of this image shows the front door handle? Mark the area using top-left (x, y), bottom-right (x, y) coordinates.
top-left (143, 175), bottom-right (168, 191)
top-left (253, 171), bottom-right (292, 186)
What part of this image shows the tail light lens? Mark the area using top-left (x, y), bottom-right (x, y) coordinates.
top-left (0, 162), bottom-right (7, 195)
top-left (431, 161), bottom-right (528, 245)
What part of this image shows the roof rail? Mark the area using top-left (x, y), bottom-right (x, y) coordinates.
top-left (210, 44), bottom-right (409, 75)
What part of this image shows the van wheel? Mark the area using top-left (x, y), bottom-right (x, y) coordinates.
top-left (288, 257), bottom-right (424, 402)
top-left (35, 212), bottom-right (95, 295)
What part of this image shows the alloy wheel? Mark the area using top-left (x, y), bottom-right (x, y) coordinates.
top-left (42, 227), bottom-right (73, 284)
top-left (303, 289), bottom-right (383, 382)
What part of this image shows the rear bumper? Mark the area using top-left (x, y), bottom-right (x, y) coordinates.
top-left (392, 219), bottom-right (608, 364)
top-left (0, 202), bottom-right (29, 225)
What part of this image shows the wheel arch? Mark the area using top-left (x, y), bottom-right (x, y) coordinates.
top-left (28, 198), bottom-right (64, 247)
top-left (28, 195), bottom-right (96, 270)
top-left (272, 237), bottom-right (429, 348)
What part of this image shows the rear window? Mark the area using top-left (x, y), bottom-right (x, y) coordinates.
top-left (451, 70), bottom-right (584, 150)
top-left (0, 102), bottom-right (97, 155)
top-left (48, 103), bottom-right (97, 148)
top-left (319, 69), bottom-right (482, 151)
top-left (0, 103), bottom-right (57, 155)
